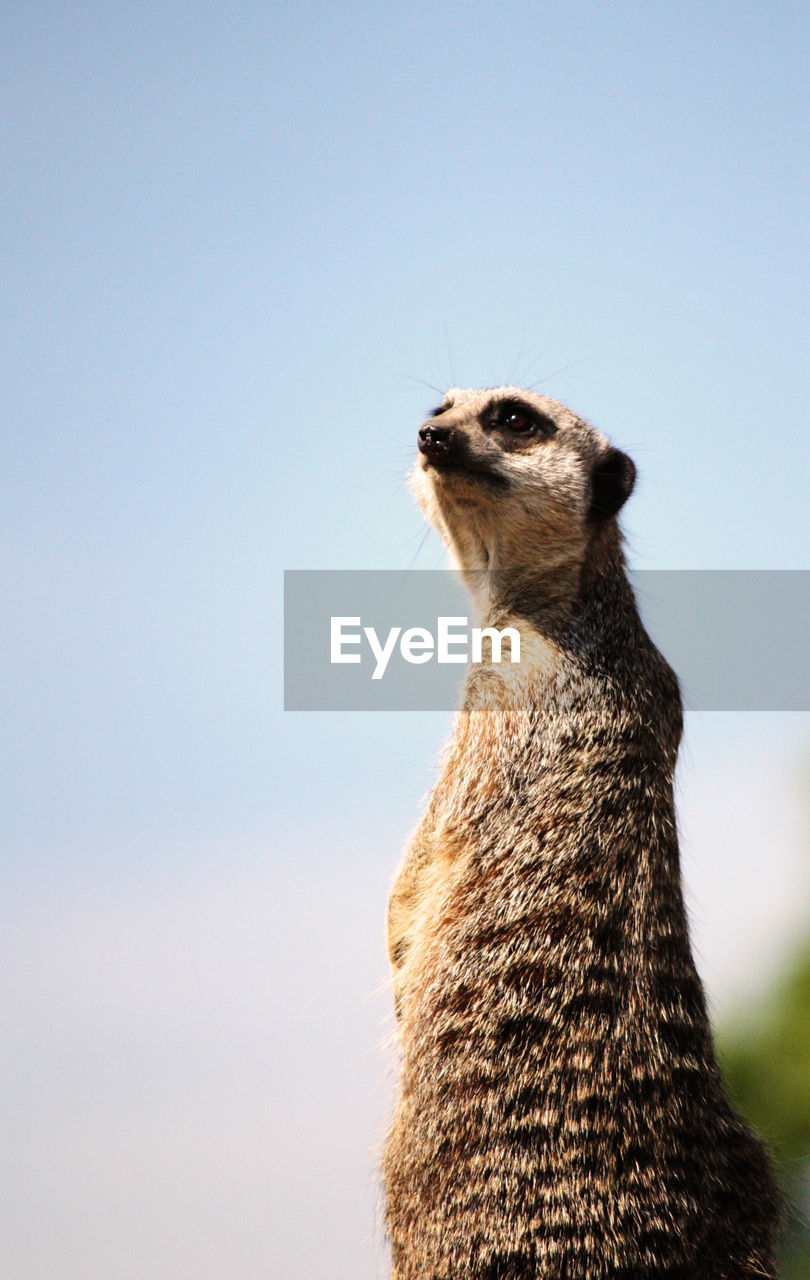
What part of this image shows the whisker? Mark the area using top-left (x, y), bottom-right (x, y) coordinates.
top-left (505, 329), bottom-right (529, 386)
top-left (389, 371), bottom-right (446, 395)
top-left (405, 525), bottom-right (432, 574)
top-left (528, 351), bottom-right (606, 388)
top-left (444, 327), bottom-right (456, 387)
top-left (512, 346), bottom-right (553, 388)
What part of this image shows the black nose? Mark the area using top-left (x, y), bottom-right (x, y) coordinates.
top-left (418, 423), bottom-right (454, 456)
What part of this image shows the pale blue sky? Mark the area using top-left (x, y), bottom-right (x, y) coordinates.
top-left (2, 4), bottom-right (809, 1277)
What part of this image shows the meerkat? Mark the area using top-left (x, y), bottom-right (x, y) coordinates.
top-left (382, 387), bottom-right (781, 1279)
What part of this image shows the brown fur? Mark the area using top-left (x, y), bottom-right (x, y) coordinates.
top-left (383, 388), bottom-right (781, 1279)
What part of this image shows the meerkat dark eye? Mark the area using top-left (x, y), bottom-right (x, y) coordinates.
top-left (484, 400), bottom-right (556, 440)
top-left (501, 410), bottom-right (534, 433)
top-left (490, 403), bottom-right (554, 436)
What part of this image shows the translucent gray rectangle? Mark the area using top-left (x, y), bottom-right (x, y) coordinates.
top-left (283, 571), bottom-right (810, 712)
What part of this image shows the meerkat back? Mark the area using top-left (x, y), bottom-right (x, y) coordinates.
top-left (382, 388), bottom-right (781, 1279)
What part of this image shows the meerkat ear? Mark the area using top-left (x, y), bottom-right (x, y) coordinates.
top-left (588, 448), bottom-right (636, 523)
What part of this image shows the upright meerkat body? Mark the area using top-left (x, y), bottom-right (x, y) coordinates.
top-left (383, 388), bottom-right (780, 1279)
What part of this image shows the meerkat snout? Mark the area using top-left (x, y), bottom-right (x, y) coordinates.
top-left (417, 421), bottom-right (454, 458)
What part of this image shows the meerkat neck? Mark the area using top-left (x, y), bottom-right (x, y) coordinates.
top-left (475, 524), bottom-right (629, 641)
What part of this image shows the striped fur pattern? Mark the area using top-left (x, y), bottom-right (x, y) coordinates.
top-left (383, 389), bottom-right (780, 1279)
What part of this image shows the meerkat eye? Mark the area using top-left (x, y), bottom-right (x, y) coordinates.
top-left (489, 402), bottom-right (557, 439)
top-left (492, 406), bottom-right (537, 434)
top-left (502, 410), bottom-right (534, 433)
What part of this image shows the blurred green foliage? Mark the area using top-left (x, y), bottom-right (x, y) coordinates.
top-left (719, 942), bottom-right (810, 1279)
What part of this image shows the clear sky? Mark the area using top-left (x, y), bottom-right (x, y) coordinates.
top-left (2, 3), bottom-right (809, 1277)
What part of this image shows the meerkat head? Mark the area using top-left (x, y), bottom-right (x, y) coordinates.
top-left (411, 386), bottom-right (636, 609)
